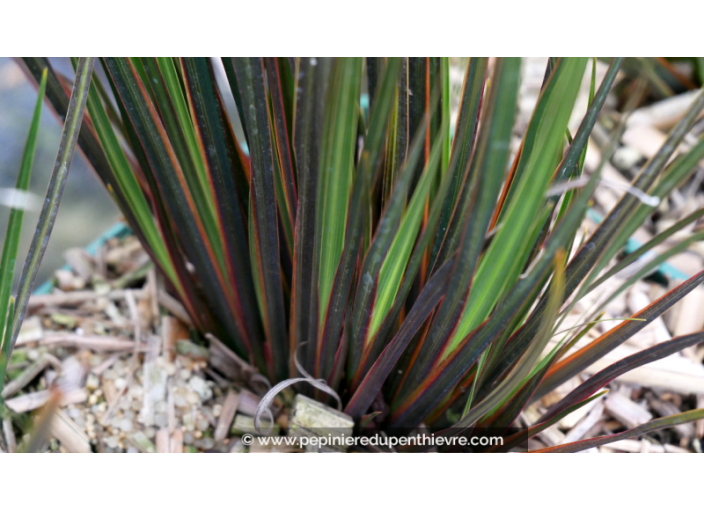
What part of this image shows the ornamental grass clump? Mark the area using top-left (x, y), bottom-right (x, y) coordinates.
top-left (17, 57), bottom-right (704, 451)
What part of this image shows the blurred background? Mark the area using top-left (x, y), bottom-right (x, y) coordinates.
top-left (0, 57), bottom-right (119, 286)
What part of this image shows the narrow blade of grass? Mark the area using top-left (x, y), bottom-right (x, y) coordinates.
top-left (536, 269), bottom-right (704, 399)
top-left (534, 407), bottom-right (704, 453)
top-left (5, 58), bottom-right (95, 360)
top-left (0, 72), bottom-right (47, 404)
top-left (541, 331), bottom-right (704, 424)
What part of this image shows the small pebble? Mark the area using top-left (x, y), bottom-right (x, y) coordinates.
top-left (43, 371), bottom-right (57, 387)
top-left (183, 414), bottom-right (195, 432)
top-left (202, 407), bottom-right (216, 426)
top-left (157, 358), bottom-right (177, 376)
top-left (119, 419), bottom-right (133, 432)
top-left (613, 146), bottom-right (643, 170)
top-left (188, 376), bottom-right (213, 402)
top-left (86, 373), bottom-right (100, 391)
top-left (126, 446), bottom-right (139, 453)
top-left (155, 413), bottom-right (169, 428)
top-left (201, 437), bottom-right (214, 450)
top-left (139, 414), bottom-right (155, 427)
top-left (128, 385), bottom-right (144, 398)
top-left (183, 432), bottom-right (194, 445)
top-left (197, 418), bottom-right (209, 432)
top-left (212, 405), bottom-right (222, 418)
top-left (230, 440), bottom-right (246, 453)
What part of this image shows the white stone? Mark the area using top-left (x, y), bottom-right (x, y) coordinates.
top-left (188, 376), bottom-right (213, 402)
top-left (85, 373), bottom-right (100, 391)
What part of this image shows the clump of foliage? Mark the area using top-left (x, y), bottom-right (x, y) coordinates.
top-left (18, 57), bottom-right (704, 451)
